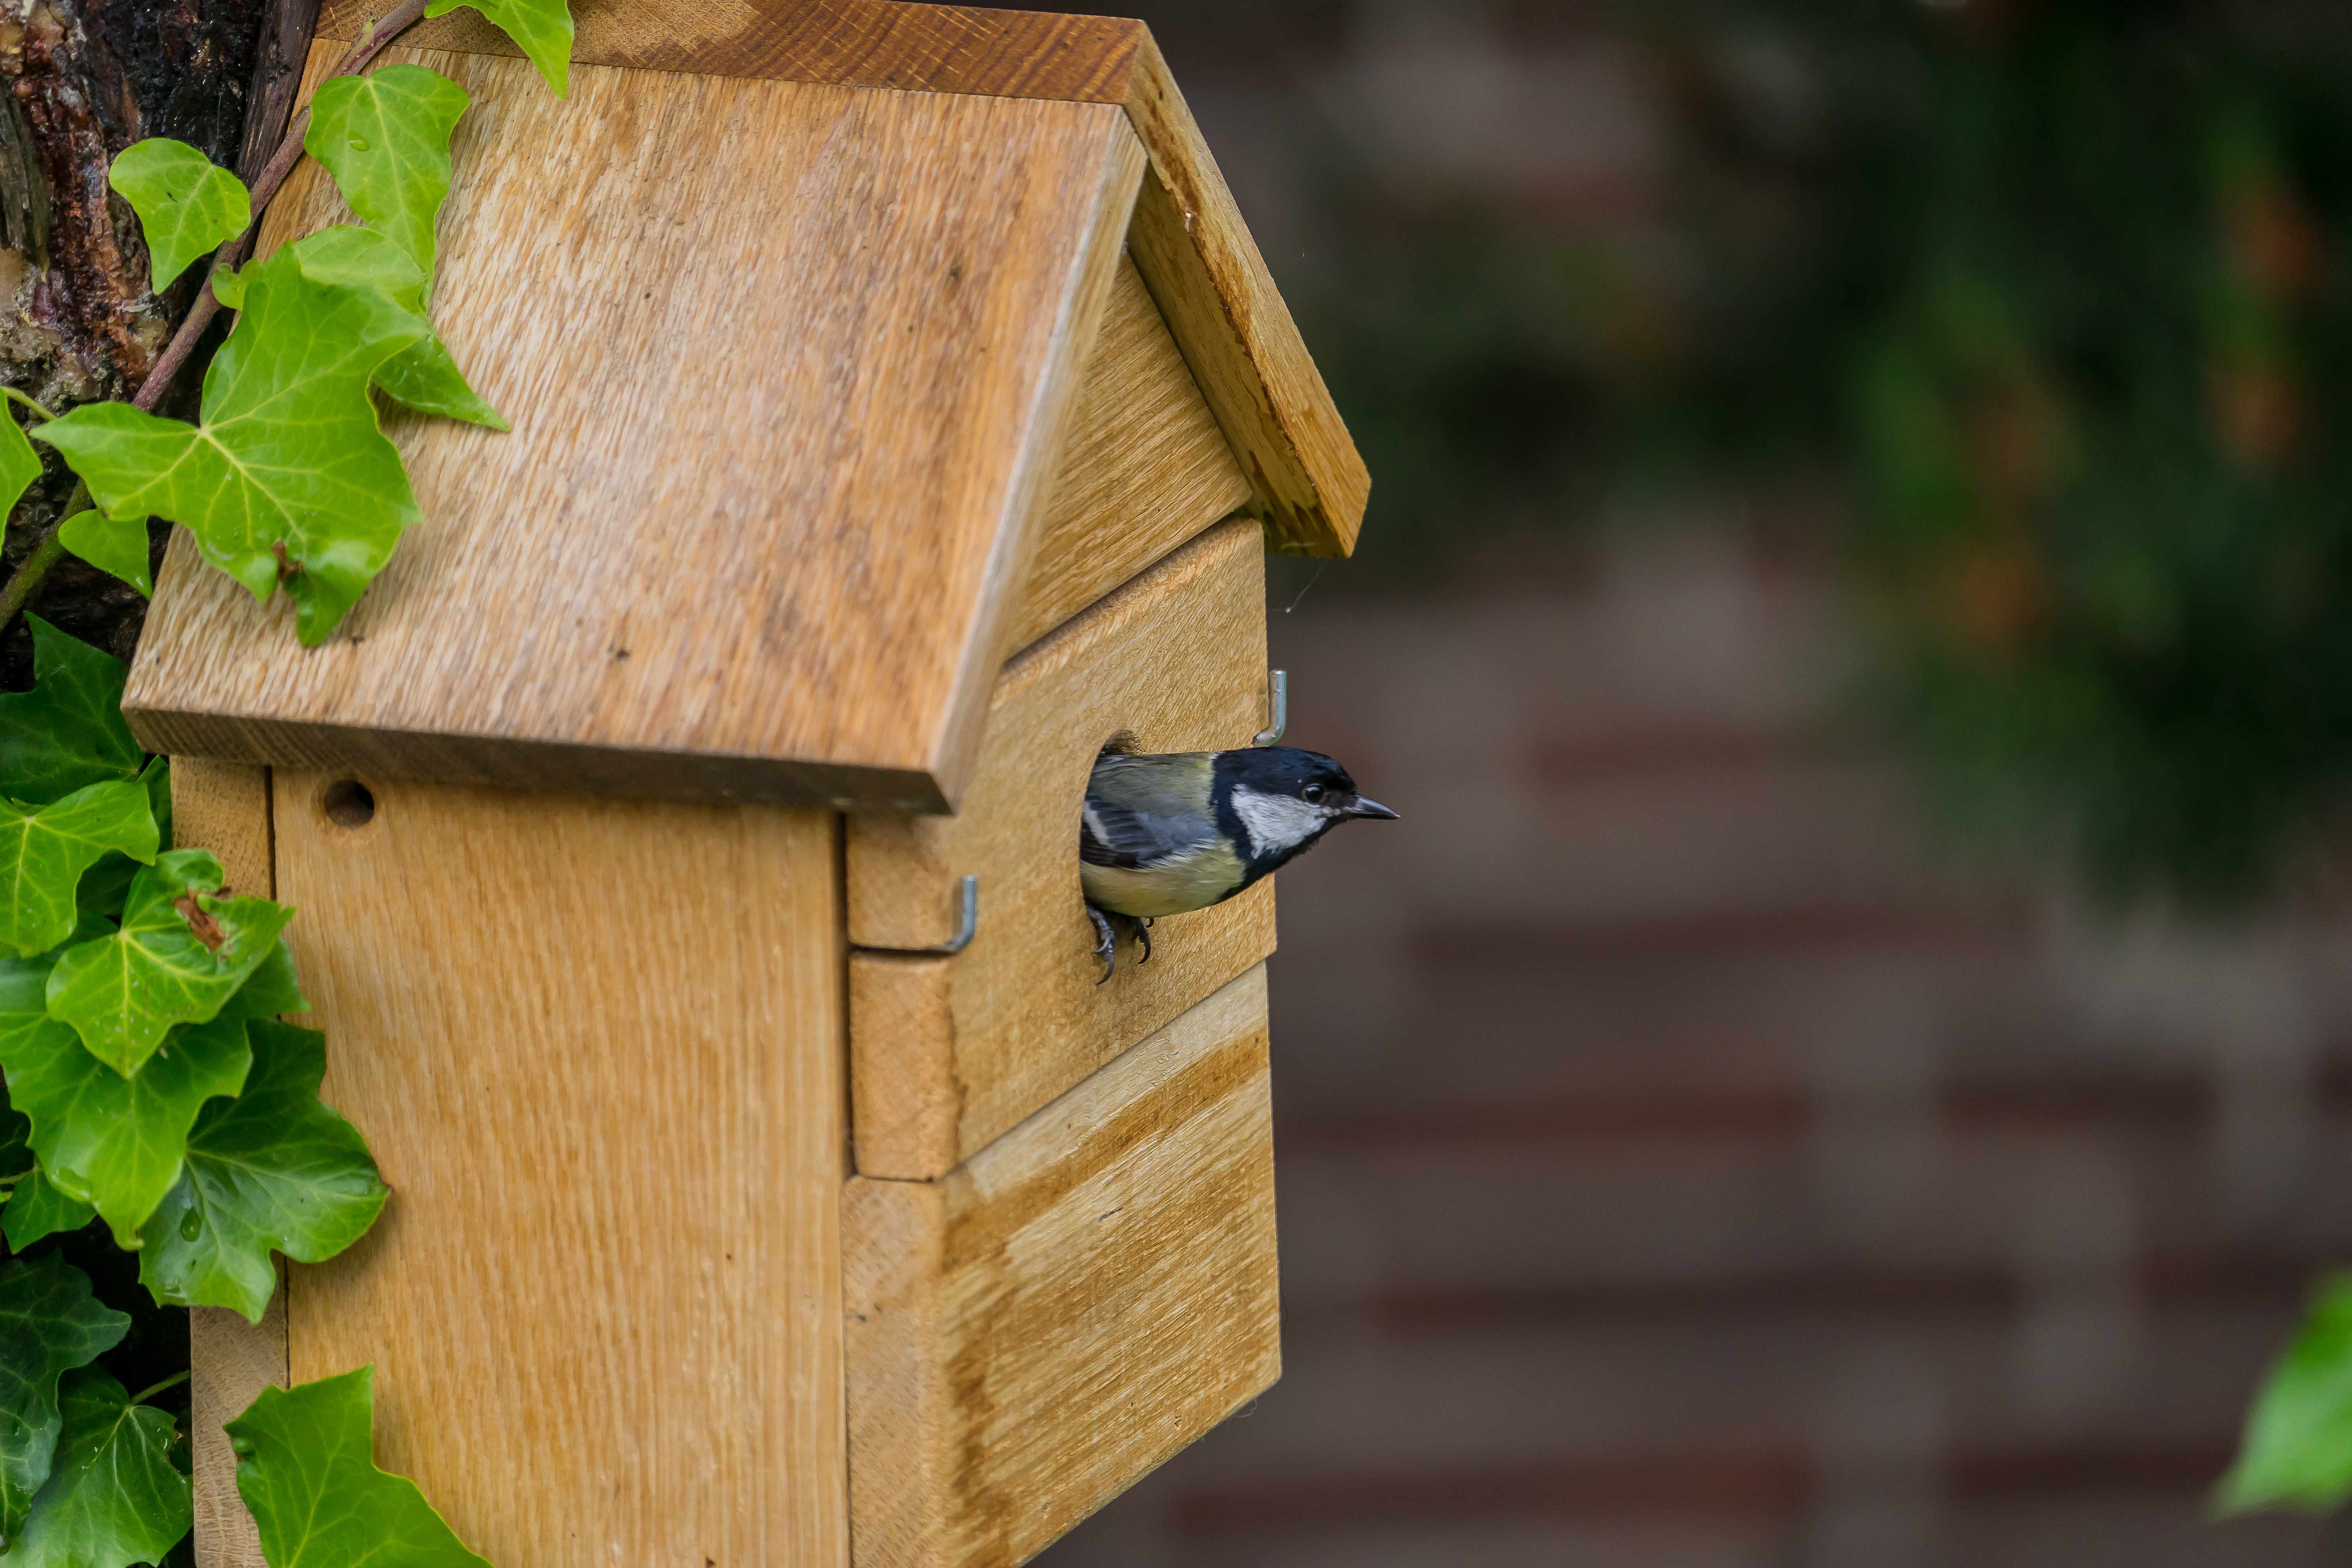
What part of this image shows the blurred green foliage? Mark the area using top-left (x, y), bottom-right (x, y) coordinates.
top-left (2221, 1272), bottom-right (2352, 1514)
top-left (1301, 0), bottom-right (2352, 905)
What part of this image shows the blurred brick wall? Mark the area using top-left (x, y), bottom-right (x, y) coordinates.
top-left (1048, 527), bottom-right (2352, 1567)
top-left (1021, 4), bottom-right (2352, 1563)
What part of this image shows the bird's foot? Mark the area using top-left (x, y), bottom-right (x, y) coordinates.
top-left (1087, 905), bottom-right (1118, 985)
top-left (1137, 917), bottom-right (1155, 965)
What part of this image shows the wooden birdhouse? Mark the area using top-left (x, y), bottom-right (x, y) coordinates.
top-left (129, 3), bottom-right (1366, 1566)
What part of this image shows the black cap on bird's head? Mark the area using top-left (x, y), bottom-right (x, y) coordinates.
top-left (1212, 746), bottom-right (1398, 877)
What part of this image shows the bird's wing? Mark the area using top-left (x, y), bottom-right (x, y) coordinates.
top-left (1081, 753), bottom-right (1218, 870)
top-left (1080, 795), bottom-right (1214, 870)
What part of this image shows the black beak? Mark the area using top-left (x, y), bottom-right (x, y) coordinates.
top-left (1348, 797), bottom-right (1400, 821)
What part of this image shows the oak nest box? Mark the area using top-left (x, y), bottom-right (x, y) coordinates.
top-left (129, 3), bottom-right (1368, 1566)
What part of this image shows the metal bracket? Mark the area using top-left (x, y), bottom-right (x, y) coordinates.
top-left (1254, 670), bottom-right (1289, 748)
top-left (853, 875), bottom-right (979, 956)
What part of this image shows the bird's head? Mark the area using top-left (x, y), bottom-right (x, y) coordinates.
top-left (1212, 746), bottom-right (1398, 872)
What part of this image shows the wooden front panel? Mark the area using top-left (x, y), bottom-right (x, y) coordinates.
top-left (844, 966), bottom-right (1281, 1568)
top-left (271, 774), bottom-right (849, 1567)
top-left (848, 519), bottom-right (1276, 1180)
top-left (1010, 256), bottom-right (1252, 654)
top-left (127, 49), bottom-right (1145, 813)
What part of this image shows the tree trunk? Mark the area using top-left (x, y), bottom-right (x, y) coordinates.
top-left (0, 0), bottom-right (300, 684)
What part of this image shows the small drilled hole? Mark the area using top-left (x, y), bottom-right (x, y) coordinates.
top-left (321, 779), bottom-right (376, 829)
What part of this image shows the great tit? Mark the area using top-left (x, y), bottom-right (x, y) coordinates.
top-left (1079, 744), bottom-right (1397, 980)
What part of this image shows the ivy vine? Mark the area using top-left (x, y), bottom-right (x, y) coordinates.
top-left (1, 1), bottom-right (572, 1563)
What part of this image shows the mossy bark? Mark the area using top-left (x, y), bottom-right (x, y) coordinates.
top-left (0, 0), bottom-right (286, 686)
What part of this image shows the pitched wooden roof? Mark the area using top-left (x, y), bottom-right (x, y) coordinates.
top-left (323, 0), bottom-right (1370, 556)
top-left (123, 4), bottom-right (1367, 813)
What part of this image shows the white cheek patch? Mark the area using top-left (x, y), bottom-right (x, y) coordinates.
top-left (1230, 785), bottom-right (1327, 859)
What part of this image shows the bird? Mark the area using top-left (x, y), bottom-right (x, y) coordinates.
top-left (1079, 744), bottom-right (1397, 981)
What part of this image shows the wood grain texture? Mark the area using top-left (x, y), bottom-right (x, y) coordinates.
top-left (190, 1285), bottom-right (284, 1568)
top-left (172, 758), bottom-right (282, 1568)
top-left (844, 965), bottom-right (1281, 1568)
top-left (125, 47), bottom-right (1145, 813)
top-left (1009, 256), bottom-right (1250, 653)
top-left (1123, 35), bottom-right (1369, 556)
top-left (310, 0), bottom-right (1369, 559)
top-left (848, 519), bottom-right (1274, 1180)
top-left (272, 773), bottom-right (849, 1567)
top-left (319, 0), bottom-right (1144, 101)
top-left (168, 757), bottom-right (275, 897)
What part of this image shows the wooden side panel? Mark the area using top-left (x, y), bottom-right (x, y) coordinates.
top-left (172, 759), bottom-right (281, 1568)
top-left (318, 0), bottom-right (1145, 100)
top-left (1010, 256), bottom-right (1252, 653)
top-left (844, 967), bottom-right (1281, 1568)
top-left (849, 520), bottom-right (1274, 1180)
top-left (127, 51), bottom-right (1145, 814)
top-left (274, 775), bottom-right (849, 1567)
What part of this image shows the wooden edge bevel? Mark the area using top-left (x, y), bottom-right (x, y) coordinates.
top-left (172, 759), bottom-right (285, 1568)
top-left (1122, 35), bottom-right (1370, 556)
top-left (129, 661), bottom-right (956, 813)
top-left (317, 0), bottom-right (1368, 558)
top-left (920, 108), bottom-right (1148, 803)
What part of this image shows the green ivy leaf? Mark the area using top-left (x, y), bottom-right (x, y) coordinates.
top-left (229, 1367), bottom-right (493, 1568)
top-left (109, 139), bottom-right (250, 293)
top-left (2221, 1271), bottom-right (2352, 1513)
top-left (0, 407), bottom-right (41, 523)
top-left (0, 780), bottom-right (159, 959)
top-left (221, 941), bottom-right (305, 1024)
top-left (0, 1256), bottom-right (129, 1552)
top-left (305, 65), bottom-right (471, 277)
top-left (9, 1370), bottom-right (191, 1568)
top-left (36, 250), bottom-right (426, 646)
top-left (210, 266), bottom-right (246, 311)
top-left (0, 1077), bottom-right (27, 1181)
top-left (425, 0), bottom-right (572, 96)
top-left (140, 1022), bottom-right (385, 1322)
top-left (56, 510), bottom-right (151, 597)
top-left (0, 954), bottom-right (252, 1247)
top-left (287, 227), bottom-right (505, 427)
top-left (0, 619), bottom-right (143, 808)
top-left (140, 757), bottom-right (171, 858)
top-left (74, 761), bottom-right (171, 926)
top-left (2, 1165), bottom-right (96, 1251)
top-left (43, 850), bottom-right (292, 1076)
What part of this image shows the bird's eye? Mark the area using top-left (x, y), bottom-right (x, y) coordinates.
top-left (1303, 784), bottom-right (1327, 805)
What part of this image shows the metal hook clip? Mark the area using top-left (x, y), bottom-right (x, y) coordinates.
top-left (1254, 670), bottom-right (1289, 748)
top-left (854, 875), bottom-right (979, 957)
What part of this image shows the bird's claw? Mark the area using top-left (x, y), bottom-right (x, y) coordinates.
top-left (1137, 917), bottom-right (1154, 965)
top-left (1088, 906), bottom-right (1118, 985)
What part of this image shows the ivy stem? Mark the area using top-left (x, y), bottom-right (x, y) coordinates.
top-left (5, 0), bottom-right (429, 630)
top-left (0, 480), bottom-right (91, 627)
top-left (130, 1371), bottom-right (192, 1406)
top-left (0, 386), bottom-right (58, 422)
top-left (130, 0), bottom-right (432, 416)
top-left (0, 526), bottom-right (66, 624)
